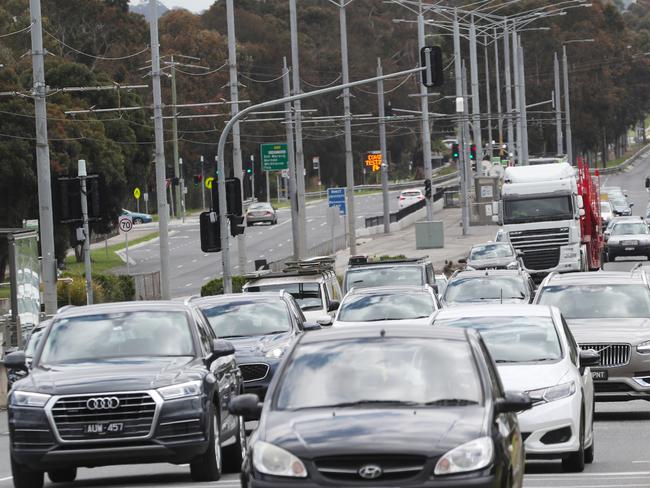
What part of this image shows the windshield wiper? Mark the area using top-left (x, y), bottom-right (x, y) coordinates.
top-left (424, 399), bottom-right (479, 406)
top-left (220, 334), bottom-right (249, 339)
top-left (324, 400), bottom-right (422, 408)
top-left (263, 330), bottom-right (289, 335)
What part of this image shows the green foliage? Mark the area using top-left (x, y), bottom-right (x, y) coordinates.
top-left (94, 274), bottom-right (135, 302)
top-left (56, 273), bottom-right (134, 307)
top-left (201, 276), bottom-right (248, 296)
top-left (376, 255), bottom-right (407, 261)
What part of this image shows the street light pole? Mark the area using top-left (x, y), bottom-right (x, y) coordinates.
top-left (418, 1), bottom-right (434, 220)
top-left (518, 36), bottom-right (529, 165)
top-left (512, 29), bottom-right (522, 165)
top-left (283, 58), bottom-right (301, 259)
top-left (484, 34), bottom-right (493, 159)
top-left (469, 19), bottom-right (483, 164)
top-left (554, 52), bottom-right (563, 156)
top-left (493, 28), bottom-right (503, 155)
top-left (78, 160), bottom-right (93, 305)
top-left (170, 56), bottom-right (181, 219)
top-left (461, 60), bottom-right (472, 234)
top-left (453, 11), bottom-right (469, 236)
top-left (503, 21), bottom-right (514, 162)
top-left (563, 44), bottom-right (573, 164)
top-left (377, 58), bottom-right (390, 235)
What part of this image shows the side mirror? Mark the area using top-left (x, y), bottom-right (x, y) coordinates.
top-left (630, 203), bottom-right (635, 207)
top-left (304, 322), bottom-right (323, 331)
top-left (579, 349), bottom-right (600, 368)
top-left (3, 351), bottom-right (27, 371)
top-left (210, 339), bottom-right (235, 361)
top-left (458, 258), bottom-right (467, 264)
top-left (495, 391), bottom-right (533, 414)
top-left (576, 195), bottom-right (584, 209)
top-left (327, 301), bottom-right (340, 312)
top-left (229, 393), bottom-right (263, 420)
top-left (578, 209), bottom-right (586, 217)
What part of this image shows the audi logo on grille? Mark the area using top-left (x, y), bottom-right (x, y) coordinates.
top-left (358, 464), bottom-right (383, 480)
top-left (86, 397), bottom-right (120, 410)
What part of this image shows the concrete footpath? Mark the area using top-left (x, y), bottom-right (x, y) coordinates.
top-left (335, 207), bottom-right (497, 275)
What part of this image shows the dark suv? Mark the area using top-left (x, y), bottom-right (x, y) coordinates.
top-left (4, 301), bottom-right (245, 488)
top-left (343, 256), bottom-right (438, 294)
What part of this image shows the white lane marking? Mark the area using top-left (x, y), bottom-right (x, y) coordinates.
top-left (177, 265), bottom-right (183, 269)
top-left (248, 259), bottom-right (253, 263)
top-left (192, 259), bottom-right (197, 263)
top-left (320, 222), bottom-right (327, 226)
top-left (278, 243), bottom-right (283, 248)
top-left (526, 471), bottom-right (650, 478)
top-left (307, 218), bottom-right (314, 223)
top-left (0, 477), bottom-right (12, 482)
top-left (204, 254), bottom-right (209, 257)
top-left (286, 239), bottom-right (291, 242)
top-left (203, 277), bottom-right (211, 281)
top-left (185, 283), bottom-right (193, 288)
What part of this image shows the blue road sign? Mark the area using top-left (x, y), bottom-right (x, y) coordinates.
top-left (327, 187), bottom-right (347, 216)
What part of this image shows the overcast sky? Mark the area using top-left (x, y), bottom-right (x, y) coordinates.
top-left (160, 0), bottom-right (214, 13)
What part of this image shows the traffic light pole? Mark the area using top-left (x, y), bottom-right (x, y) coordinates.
top-left (78, 160), bottom-right (93, 305)
top-left (377, 58), bottom-right (390, 235)
top-left (217, 66), bottom-right (425, 292)
top-left (417, 3), bottom-right (434, 221)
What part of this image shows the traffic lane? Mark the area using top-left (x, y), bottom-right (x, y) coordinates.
top-left (524, 400), bottom-right (650, 487)
top-left (602, 155), bottom-right (649, 213)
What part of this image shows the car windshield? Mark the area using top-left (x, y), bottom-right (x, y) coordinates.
top-left (337, 292), bottom-right (435, 322)
top-left (503, 195), bottom-right (573, 223)
top-left (537, 284), bottom-right (650, 319)
top-left (402, 191), bottom-right (421, 197)
top-left (249, 203), bottom-right (271, 211)
top-left (25, 327), bottom-right (45, 357)
top-left (470, 244), bottom-right (514, 260)
top-left (247, 283), bottom-right (322, 311)
top-left (275, 338), bottom-right (483, 409)
top-left (611, 223), bottom-right (648, 235)
top-left (345, 265), bottom-right (423, 290)
top-left (444, 276), bottom-right (527, 302)
top-left (200, 300), bottom-right (291, 337)
top-left (434, 316), bottom-right (562, 363)
top-left (38, 311), bottom-right (194, 365)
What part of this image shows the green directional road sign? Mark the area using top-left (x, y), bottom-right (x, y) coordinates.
top-left (260, 143), bottom-right (289, 171)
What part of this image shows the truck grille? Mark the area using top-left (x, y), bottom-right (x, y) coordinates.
top-left (50, 392), bottom-right (157, 441)
top-left (240, 363), bottom-right (270, 383)
top-left (579, 344), bottom-right (630, 368)
top-left (315, 455), bottom-right (426, 483)
top-left (508, 227), bottom-right (569, 270)
top-left (520, 248), bottom-right (560, 270)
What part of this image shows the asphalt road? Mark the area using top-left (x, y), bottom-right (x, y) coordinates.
top-left (119, 190), bottom-right (405, 298)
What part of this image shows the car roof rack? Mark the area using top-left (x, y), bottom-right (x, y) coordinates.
top-left (347, 255), bottom-right (430, 267)
top-left (243, 257), bottom-right (335, 280)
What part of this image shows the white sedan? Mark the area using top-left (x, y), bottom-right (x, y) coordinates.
top-left (398, 189), bottom-right (425, 209)
top-left (432, 304), bottom-right (598, 473)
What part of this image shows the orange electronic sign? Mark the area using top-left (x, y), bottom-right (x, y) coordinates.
top-left (365, 151), bottom-right (382, 172)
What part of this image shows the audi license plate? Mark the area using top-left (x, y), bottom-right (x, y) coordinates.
top-left (591, 370), bottom-right (608, 381)
top-left (625, 247), bottom-right (636, 251)
top-left (84, 422), bottom-right (124, 435)
top-left (621, 240), bottom-right (639, 246)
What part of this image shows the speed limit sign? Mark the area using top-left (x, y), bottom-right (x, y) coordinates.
top-left (118, 215), bottom-right (133, 233)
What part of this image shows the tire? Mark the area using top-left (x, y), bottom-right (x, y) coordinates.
top-left (190, 411), bottom-right (222, 482)
top-left (133, 217), bottom-right (144, 224)
top-left (222, 415), bottom-right (247, 474)
top-left (11, 456), bottom-right (44, 488)
top-left (585, 439), bottom-right (594, 464)
top-left (562, 412), bottom-right (585, 473)
top-left (607, 253), bottom-right (616, 262)
top-left (48, 468), bottom-right (77, 483)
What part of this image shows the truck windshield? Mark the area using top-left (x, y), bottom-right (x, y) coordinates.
top-left (504, 195), bottom-right (573, 223)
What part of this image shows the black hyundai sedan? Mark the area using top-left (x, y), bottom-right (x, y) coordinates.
top-left (230, 325), bottom-right (532, 487)
top-left (5, 301), bottom-right (245, 488)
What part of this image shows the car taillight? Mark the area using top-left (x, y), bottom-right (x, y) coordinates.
top-left (399, 196), bottom-right (405, 200)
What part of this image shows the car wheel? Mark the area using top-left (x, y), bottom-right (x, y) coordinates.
top-left (11, 456), bottom-right (44, 488)
top-left (133, 217), bottom-right (144, 224)
top-left (562, 411), bottom-right (585, 473)
top-left (272, 218), bottom-right (277, 225)
top-left (48, 468), bottom-right (77, 483)
top-left (190, 410), bottom-right (222, 482)
top-left (222, 415), bottom-right (247, 473)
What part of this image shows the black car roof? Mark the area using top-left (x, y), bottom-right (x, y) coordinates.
top-left (55, 301), bottom-right (191, 319)
top-left (299, 324), bottom-right (473, 344)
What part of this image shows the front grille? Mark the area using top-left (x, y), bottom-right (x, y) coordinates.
top-left (594, 382), bottom-right (633, 393)
top-left (12, 429), bottom-right (56, 450)
top-left (315, 455), bottom-right (426, 483)
top-left (240, 363), bottom-right (270, 383)
top-left (51, 392), bottom-right (157, 441)
top-left (508, 227), bottom-right (569, 270)
top-left (579, 344), bottom-right (630, 368)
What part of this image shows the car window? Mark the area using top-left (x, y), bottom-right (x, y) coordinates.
top-left (470, 244), bottom-right (514, 260)
top-left (561, 316), bottom-right (578, 365)
top-left (286, 297), bottom-right (305, 329)
top-left (434, 316), bottom-right (562, 363)
top-left (275, 338), bottom-right (483, 409)
top-left (444, 276), bottom-right (527, 303)
top-left (199, 300), bottom-right (292, 338)
top-left (402, 191), bottom-right (422, 197)
top-left (328, 278), bottom-right (342, 302)
top-left (345, 265), bottom-right (424, 290)
top-left (25, 327), bottom-right (45, 357)
top-left (39, 311), bottom-right (194, 364)
top-left (193, 311), bottom-right (214, 355)
top-left (537, 284), bottom-right (650, 319)
top-left (246, 283), bottom-right (323, 311)
top-left (611, 223), bottom-right (648, 235)
top-left (338, 292), bottom-right (436, 322)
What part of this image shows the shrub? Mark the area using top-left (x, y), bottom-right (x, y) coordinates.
top-left (377, 254), bottom-right (407, 261)
top-left (94, 274), bottom-right (135, 302)
top-left (57, 278), bottom-right (106, 307)
top-left (201, 275), bottom-right (248, 296)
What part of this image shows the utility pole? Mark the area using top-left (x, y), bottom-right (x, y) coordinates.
top-left (200, 155), bottom-right (206, 209)
top-left (148, 0), bottom-right (170, 299)
top-left (283, 58), bottom-right (301, 259)
top-left (453, 11), bottom-right (468, 236)
top-left (377, 58), bottom-right (390, 235)
top-left (418, 1), bottom-right (434, 220)
top-left (170, 56), bottom-right (181, 219)
top-left (503, 21), bottom-right (514, 162)
top-left (518, 37), bottom-right (529, 165)
top-left (469, 18), bottom-right (483, 164)
top-left (493, 28), bottom-right (503, 156)
top-left (78, 160), bottom-right (93, 305)
top-left (484, 35), bottom-right (493, 159)
top-left (226, 0), bottom-right (248, 273)
top-left (461, 61), bottom-right (472, 235)
top-left (512, 29), bottom-right (522, 165)
top-left (29, 0), bottom-right (57, 315)
top-left (339, 0), bottom-right (357, 253)
top-left (250, 154), bottom-right (255, 200)
top-left (554, 52), bottom-right (563, 156)
top-left (563, 45), bottom-right (573, 164)
top-left (289, 0), bottom-right (307, 258)
top-left (179, 157), bottom-right (186, 220)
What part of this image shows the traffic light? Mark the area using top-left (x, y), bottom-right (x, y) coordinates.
top-left (200, 212), bottom-right (221, 253)
top-left (193, 175), bottom-right (200, 187)
top-left (385, 100), bottom-right (393, 117)
top-left (452, 143), bottom-right (460, 161)
top-left (228, 215), bottom-right (245, 237)
top-left (470, 144), bottom-right (477, 160)
top-left (424, 179), bottom-right (432, 199)
top-left (211, 177), bottom-right (243, 216)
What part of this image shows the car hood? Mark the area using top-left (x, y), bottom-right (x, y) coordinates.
top-left (445, 298), bottom-right (527, 306)
top-left (262, 407), bottom-right (486, 458)
top-left (228, 332), bottom-right (293, 357)
top-left (608, 234), bottom-right (650, 243)
top-left (332, 317), bottom-right (433, 328)
top-left (18, 357), bottom-right (203, 396)
top-left (497, 361), bottom-right (570, 392)
top-left (565, 318), bottom-right (650, 344)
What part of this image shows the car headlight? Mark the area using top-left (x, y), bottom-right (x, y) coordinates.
top-left (11, 391), bottom-right (51, 408)
top-left (527, 381), bottom-right (576, 404)
top-left (434, 437), bottom-right (493, 476)
top-left (253, 441), bottom-right (308, 478)
top-left (637, 341), bottom-right (650, 354)
top-left (157, 380), bottom-right (202, 400)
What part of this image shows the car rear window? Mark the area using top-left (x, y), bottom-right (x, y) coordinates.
top-left (345, 265), bottom-right (423, 290)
